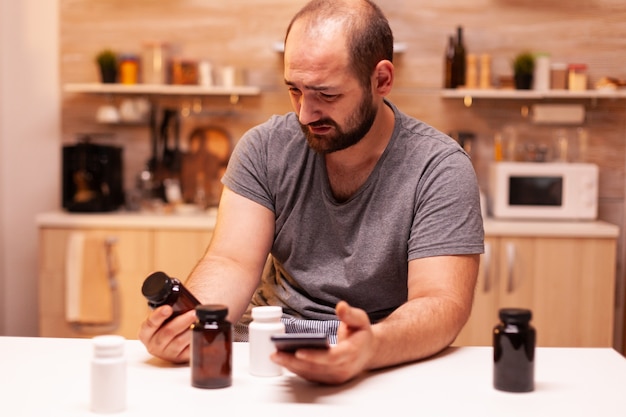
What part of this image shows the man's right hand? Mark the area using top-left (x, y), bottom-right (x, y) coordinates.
top-left (137, 305), bottom-right (197, 364)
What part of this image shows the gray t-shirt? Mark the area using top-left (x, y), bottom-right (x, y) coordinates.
top-left (222, 100), bottom-right (484, 332)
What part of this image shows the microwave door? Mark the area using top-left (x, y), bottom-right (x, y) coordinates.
top-left (509, 176), bottom-right (564, 207)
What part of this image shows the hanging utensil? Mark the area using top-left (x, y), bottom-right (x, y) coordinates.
top-left (147, 103), bottom-right (160, 173)
top-left (170, 109), bottom-right (183, 173)
top-left (160, 108), bottom-right (175, 171)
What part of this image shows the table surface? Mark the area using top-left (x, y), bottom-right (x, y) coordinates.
top-left (1, 337), bottom-right (625, 416)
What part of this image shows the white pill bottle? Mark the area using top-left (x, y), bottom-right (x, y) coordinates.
top-left (249, 306), bottom-right (285, 376)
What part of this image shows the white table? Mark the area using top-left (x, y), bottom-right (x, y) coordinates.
top-left (2, 337), bottom-right (625, 416)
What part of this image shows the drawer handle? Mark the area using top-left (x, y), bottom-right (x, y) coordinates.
top-left (482, 242), bottom-right (492, 293)
top-left (506, 242), bottom-right (516, 293)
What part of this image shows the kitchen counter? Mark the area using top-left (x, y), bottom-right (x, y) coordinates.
top-left (482, 218), bottom-right (619, 238)
top-left (37, 210), bottom-right (619, 238)
top-left (2, 337), bottom-right (625, 416)
top-left (36, 208), bottom-right (218, 230)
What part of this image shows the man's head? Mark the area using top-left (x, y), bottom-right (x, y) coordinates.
top-left (285, 0), bottom-right (393, 89)
top-left (283, 0), bottom-right (394, 154)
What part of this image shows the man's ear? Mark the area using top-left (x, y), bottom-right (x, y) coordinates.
top-left (373, 60), bottom-right (394, 95)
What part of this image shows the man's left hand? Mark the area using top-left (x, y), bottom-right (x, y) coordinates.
top-left (270, 300), bottom-right (375, 384)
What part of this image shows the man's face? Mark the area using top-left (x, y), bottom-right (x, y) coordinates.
top-left (284, 21), bottom-right (377, 154)
top-left (297, 84), bottom-right (377, 154)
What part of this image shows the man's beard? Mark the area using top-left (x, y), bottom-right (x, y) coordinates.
top-left (300, 90), bottom-right (377, 154)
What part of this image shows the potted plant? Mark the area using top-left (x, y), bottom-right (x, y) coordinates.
top-left (512, 51), bottom-right (535, 90)
top-left (95, 49), bottom-right (118, 83)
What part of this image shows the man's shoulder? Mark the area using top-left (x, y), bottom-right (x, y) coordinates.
top-left (254, 112), bottom-right (300, 134)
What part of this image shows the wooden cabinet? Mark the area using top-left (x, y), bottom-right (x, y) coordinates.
top-left (38, 226), bottom-right (213, 339)
top-left (454, 234), bottom-right (617, 347)
top-left (153, 230), bottom-right (212, 281)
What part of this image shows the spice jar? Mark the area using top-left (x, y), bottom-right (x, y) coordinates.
top-left (118, 54), bottom-right (139, 84)
top-left (568, 64), bottom-right (588, 91)
top-left (171, 58), bottom-right (198, 85)
top-left (191, 304), bottom-right (232, 389)
top-left (493, 308), bottom-right (536, 393)
top-left (465, 53), bottom-right (478, 89)
top-left (550, 63), bottom-right (568, 89)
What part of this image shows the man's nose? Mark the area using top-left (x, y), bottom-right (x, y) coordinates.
top-left (297, 96), bottom-right (319, 126)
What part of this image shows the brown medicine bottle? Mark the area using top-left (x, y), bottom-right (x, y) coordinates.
top-left (191, 304), bottom-right (232, 389)
top-left (141, 271), bottom-right (200, 322)
top-left (493, 308), bottom-right (536, 393)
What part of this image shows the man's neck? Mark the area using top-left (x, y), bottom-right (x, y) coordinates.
top-left (324, 101), bottom-right (395, 201)
top-left (325, 100), bottom-right (395, 170)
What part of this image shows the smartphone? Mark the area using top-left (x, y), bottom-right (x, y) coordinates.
top-left (271, 333), bottom-right (330, 353)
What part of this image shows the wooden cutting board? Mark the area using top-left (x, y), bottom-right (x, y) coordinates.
top-left (180, 126), bottom-right (231, 206)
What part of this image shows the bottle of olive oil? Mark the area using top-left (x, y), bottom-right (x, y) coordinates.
top-left (451, 26), bottom-right (466, 88)
top-left (443, 35), bottom-right (455, 88)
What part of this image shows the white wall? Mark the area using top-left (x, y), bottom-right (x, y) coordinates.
top-left (0, 0), bottom-right (60, 335)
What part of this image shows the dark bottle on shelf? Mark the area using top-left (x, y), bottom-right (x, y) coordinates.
top-left (141, 271), bottom-right (200, 322)
top-left (443, 35), bottom-right (455, 88)
top-left (191, 304), bottom-right (232, 389)
top-left (451, 26), bottom-right (466, 88)
top-left (493, 308), bottom-right (536, 393)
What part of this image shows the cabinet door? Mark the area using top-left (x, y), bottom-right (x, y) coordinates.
top-left (530, 237), bottom-right (615, 347)
top-left (453, 237), bottom-right (499, 346)
top-left (153, 230), bottom-right (213, 283)
top-left (454, 235), bottom-right (616, 347)
top-left (39, 228), bottom-right (152, 339)
top-left (454, 236), bottom-right (536, 346)
top-left (496, 237), bottom-right (536, 314)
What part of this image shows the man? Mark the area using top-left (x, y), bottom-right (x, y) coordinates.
top-left (139, 0), bottom-right (484, 385)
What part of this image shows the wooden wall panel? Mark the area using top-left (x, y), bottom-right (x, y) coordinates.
top-left (59, 0), bottom-right (626, 349)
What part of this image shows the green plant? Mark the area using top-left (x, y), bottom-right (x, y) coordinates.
top-left (95, 48), bottom-right (117, 70)
top-left (512, 52), bottom-right (535, 76)
top-left (95, 49), bottom-right (118, 83)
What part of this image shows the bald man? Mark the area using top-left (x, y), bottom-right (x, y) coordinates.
top-left (139, 0), bottom-right (483, 385)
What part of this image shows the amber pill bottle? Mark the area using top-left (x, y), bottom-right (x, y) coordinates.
top-left (493, 308), bottom-right (536, 393)
top-left (191, 304), bottom-right (232, 389)
top-left (141, 271), bottom-right (200, 321)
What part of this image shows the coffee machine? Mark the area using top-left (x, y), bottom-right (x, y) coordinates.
top-left (62, 138), bottom-right (124, 212)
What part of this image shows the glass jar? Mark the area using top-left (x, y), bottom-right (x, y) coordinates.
top-left (568, 64), bottom-right (588, 91)
top-left (550, 63), bottom-right (568, 89)
top-left (142, 42), bottom-right (167, 84)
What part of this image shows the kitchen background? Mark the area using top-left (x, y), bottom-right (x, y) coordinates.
top-left (1, 1), bottom-right (626, 350)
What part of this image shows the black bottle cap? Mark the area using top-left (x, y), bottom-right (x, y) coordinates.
top-left (195, 304), bottom-right (228, 321)
top-left (499, 308), bottom-right (532, 323)
top-left (141, 271), bottom-right (174, 304)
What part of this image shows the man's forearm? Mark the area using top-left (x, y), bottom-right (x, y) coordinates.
top-left (185, 254), bottom-right (261, 325)
top-left (367, 295), bottom-right (470, 370)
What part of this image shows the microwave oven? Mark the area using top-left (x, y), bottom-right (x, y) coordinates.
top-left (488, 162), bottom-right (599, 220)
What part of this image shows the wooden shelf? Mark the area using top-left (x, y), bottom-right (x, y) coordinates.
top-left (63, 83), bottom-right (261, 97)
top-left (441, 88), bottom-right (626, 100)
top-left (272, 41), bottom-right (408, 53)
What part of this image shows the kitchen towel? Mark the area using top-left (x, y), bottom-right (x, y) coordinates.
top-left (65, 232), bottom-right (114, 324)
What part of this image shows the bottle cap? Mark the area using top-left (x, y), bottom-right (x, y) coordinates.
top-left (195, 304), bottom-right (228, 321)
top-left (499, 308), bottom-right (532, 323)
top-left (141, 271), bottom-right (174, 303)
top-left (93, 335), bottom-right (125, 358)
top-left (251, 306), bottom-right (283, 320)
top-left (568, 63), bottom-right (587, 71)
